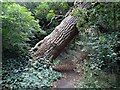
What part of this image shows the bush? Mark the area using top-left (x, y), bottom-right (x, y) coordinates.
top-left (72, 2), bottom-right (120, 88)
top-left (78, 30), bottom-right (120, 88)
top-left (46, 10), bottom-right (56, 21)
top-left (35, 2), bottom-right (69, 21)
top-left (17, 2), bottom-right (40, 15)
top-left (72, 2), bottom-right (120, 32)
top-left (35, 2), bottom-right (70, 30)
top-left (2, 3), bottom-right (41, 53)
top-left (35, 2), bottom-right (50, 21)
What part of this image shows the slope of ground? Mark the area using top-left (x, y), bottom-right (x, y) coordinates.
top-left (52, 47), bottom-right (86, 88)
top-left (52, 71), bottom-right (84, 88)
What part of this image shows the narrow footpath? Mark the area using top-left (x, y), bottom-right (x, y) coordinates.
top-left (52, 71), bottom-right (83, 88)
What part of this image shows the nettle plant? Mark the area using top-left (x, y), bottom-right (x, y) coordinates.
top-left (2, 3), bottom-right (41, 53)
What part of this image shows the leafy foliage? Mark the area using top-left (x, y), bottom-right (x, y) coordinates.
top-left (35, 2), bottom-right (69, 20)
top-left (16, 2), bottom-right (40, 15)
top-left (2, 2), bottom-right (120, 89)
top-left (2, 3), bottom-right (41, 53)
top-left (2, 56), bottom-right (63, 89)
top-left (46, 10), bottom-right (56, 21)
top-left (72, 2), bottom-right (120, 88)
top-left (89, 32), bottom-right (119, 70)
top-left (35, 2), bottom-right (70, 30)
top-left (72, 2), bottom-right (120, 32)
top-left (78, 31), bottom-right (120, 88)
top-left (35, 2), bottom-right (50, 21)
top-left (89, 2), bottom-right (120, 30)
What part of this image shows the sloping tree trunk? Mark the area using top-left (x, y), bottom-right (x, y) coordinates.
top-left (31, 15), bottom-right (78, 60)
top-left (31, 2), bottom-right (91, 60)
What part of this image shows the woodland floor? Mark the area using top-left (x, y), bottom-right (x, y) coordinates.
top-left (52, 47), bottom-right (85, 88)
top-left (52, 71), bottom-right (84, 88)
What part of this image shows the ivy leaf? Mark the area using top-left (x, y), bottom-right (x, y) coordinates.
top-left (99, 35), bottom-right (105, 41)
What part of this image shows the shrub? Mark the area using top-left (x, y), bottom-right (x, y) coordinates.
top-left (35, 2), bottom-right (69, 21)
top-left (72, 2), bottom-right (120, 32)
top-left (46, 10), bottom-right (56, 21)
top-left (79, 30), bottom-right (120, 88)
top-left (72, 2), bottom-right (120, 88)
top-left (2, 3), bottom-right (41, 53)
top-left (35, 2), bottom-right (69, 29)
top-left (16, 2), bottom-right (40, 15)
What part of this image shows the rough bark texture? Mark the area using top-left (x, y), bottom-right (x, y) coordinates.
top-left (31, 15), bottom-right (79, 60)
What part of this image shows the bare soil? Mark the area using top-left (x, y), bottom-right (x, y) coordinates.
top-left (52, 69), bottom-right (84, 88)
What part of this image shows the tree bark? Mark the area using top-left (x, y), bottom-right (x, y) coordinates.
top-left (30, 2), bottom-right (91, 60)
top-left (31, 15), bottom-right (78, 60)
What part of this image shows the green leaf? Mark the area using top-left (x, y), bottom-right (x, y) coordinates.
top-left (100, 35), bottom-right (105, 41)
top-left (49, 10), bottom-right (54, 13)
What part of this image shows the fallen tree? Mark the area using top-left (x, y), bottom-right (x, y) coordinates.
top-left (30, 2), bottom-right (91, 60)
top-left (31, 15), bottom-right (78, 60)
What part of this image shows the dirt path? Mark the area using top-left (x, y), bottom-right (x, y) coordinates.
top-left (52, 70), bottom-right (84, 88)
top-left (52, 49), bottom-right (86, 88)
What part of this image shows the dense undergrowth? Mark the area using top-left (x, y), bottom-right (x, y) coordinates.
top-left (1, 2), bottom-right (69, 89)
top-left (2, 54), bottom-right (63, 89)
top-left (1, 2), bottom-right (120, 89)
top-left (71, 2), bottom-right (120, 88)
top-left (78, 30), bottom-right (120, 88)
top-left (56, 30), bottom-right (120, 88)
